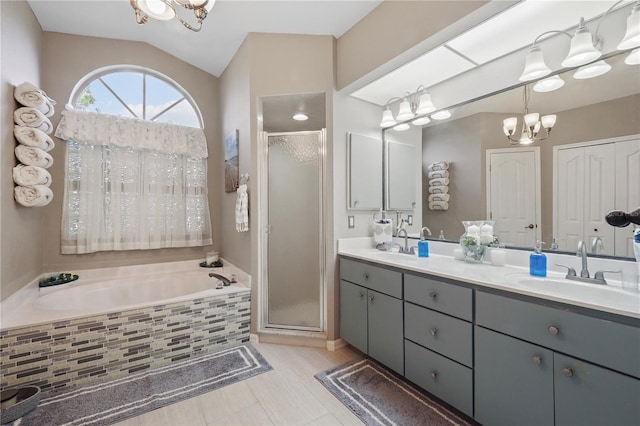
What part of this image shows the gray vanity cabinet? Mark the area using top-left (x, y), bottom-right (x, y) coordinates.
top-left (339, 258), bottom-right (404, 375)
top-left (476, 291), bottom-right (640, 426)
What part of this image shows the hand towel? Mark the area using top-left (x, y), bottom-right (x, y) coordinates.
top-left (428, 185), bottom-right (449, 194)
top-left (13, 164), bottom-right (52, 187)
top-left (373, 220), bottom-right (393, 244)
top-left (235, 184), bottom-right (249, 232)
top-left (14, 126), bottom-right (55, 152)
top-left (14, 185), bottom-right (53, 207)
top-left (428, 177), bottom-right (450, 186)
top-left (36, 101), bottom-right (55, 118)
top-left (14, 82), bottom-right (46, 108)
top-left (15, 145), bottom-right (54, 168)
top-left (427, 170), bottom-right (449, 179)
top-left (428, 161), bottom-right (449, 171)
top-left (429, 201), bottom-right (449, 211)
top-left (13, 107), bottom-right (53, 134)
top-left (428, 193), bottom-right (450, 202)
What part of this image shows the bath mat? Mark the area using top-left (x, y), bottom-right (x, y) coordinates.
top-left (315, 357), bottom-right (472, 426)
top-left (5, 344), bottom-right (271, 426)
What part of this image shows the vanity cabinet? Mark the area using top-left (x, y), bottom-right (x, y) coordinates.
top-left (476, 291), bottom-right (640, 426)
top-left (339, 259), bottom-right (404, 374)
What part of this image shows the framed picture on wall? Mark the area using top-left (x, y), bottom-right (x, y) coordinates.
top-left (224, 129), bottom-right (239, 193)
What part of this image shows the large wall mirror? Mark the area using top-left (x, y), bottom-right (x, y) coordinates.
top-left (347, 133), bottom-right (382, 210)
top-left (418, 50), bottom-right (639, 259)
top-left (386, 140), bottom-right (417, 211)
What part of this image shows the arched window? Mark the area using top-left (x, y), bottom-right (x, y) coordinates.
top-left (57, 66), bottom-right (211, 254)
top-left (70, 65), bottom-right (203, 128)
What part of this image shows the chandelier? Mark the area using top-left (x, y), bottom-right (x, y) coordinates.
top-left (130, 0), bottom-right (215, 32)
top-left (502, 85), bottom-right (556, 145)
top-left (379, 85), bottom-right (450, 131)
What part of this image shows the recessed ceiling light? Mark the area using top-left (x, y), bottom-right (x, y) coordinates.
top-left (292, 113), bottom-right (308, 121)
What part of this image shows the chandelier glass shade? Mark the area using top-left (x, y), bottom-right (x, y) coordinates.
top-left (379, 86), bottom-right (446, 131)
top-left (502, 86), bottom-right (556, 145)
top-left (130, 0), bottom-right (215, 32)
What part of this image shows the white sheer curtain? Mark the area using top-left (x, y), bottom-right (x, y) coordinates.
top-left (56, 109), bottom-right (212, 254)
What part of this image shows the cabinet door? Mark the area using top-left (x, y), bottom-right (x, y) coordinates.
top-left (368, 289), bottom-right (404, 375)
top-left (339, 280), bottom-right (367, 354)
top-left (475, 327), bottom-right (554, 426)
top-left (554, 353), bottom-right (640, 426)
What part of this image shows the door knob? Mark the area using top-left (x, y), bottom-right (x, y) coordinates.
top-left (548, 326), bottom-right (560, 335)
top-left (430, 371), bottom-right (438, 379)
top-left (524, 224), bottom-right (535, 229)
top-left (532, 355), bottom-right (542, 365)
top-left (368, 295), bottom-right (374, 302)
top-left (562, 368), bottom-right (574, 377)
top-left (430, 328), bottom-right (438, 336)
top-left (428, 291), bottom-right (437, 300)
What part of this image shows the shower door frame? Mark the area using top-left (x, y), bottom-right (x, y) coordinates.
top-left (258, 129), bottom-right (327, 333)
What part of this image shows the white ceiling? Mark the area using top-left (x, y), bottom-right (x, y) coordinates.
top-left (27, 0), bottom-right (382, 78)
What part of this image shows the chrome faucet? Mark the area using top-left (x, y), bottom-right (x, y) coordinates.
top-left (577, 240), bottom-right (590, 278)
top-left (397, 228), bottom-right (413, 254)
top-left (591, 236), bottom-right (604, 254)
top-left (555, 240), bottom-right (619, 285)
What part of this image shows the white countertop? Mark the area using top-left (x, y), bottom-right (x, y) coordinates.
top-left (338, 238), bottom-right (640, 320)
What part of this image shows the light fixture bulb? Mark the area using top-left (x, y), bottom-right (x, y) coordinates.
top-left (411, 116), bottom-right (431, 126)
top-left (292, 113), bottom-right (308, 121)
top-left (625, 47), bottom-right (640, 65)
top-left (379, 108), bottom-right (397, 128)
top-left (541, 115), bottom-right (557, 129)
top-left (519, 45), bottom-right (552, 81)
top-left (138, 0), bottom-right (175, 20)
top-left (561, 23), bottom-right (601, 68)
top-left (573, 60), bottom-right (611, 79)
top-left (396, 99), bottom-right (414, 121)
top-left (533, 75), bottom-right (565, 93)
top-left (617, 3), bottom-right (640, 50)
top-left (393, 123), bottom-right (410, 131)
top-left (415, 93), bottom-right (436, 115)
top-left (431, 110), bottom-right (451, 120)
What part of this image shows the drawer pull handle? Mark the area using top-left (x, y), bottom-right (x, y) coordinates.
top-left (369, 295), bottom-right (375, 302)
top-left (359, 291), bottom-right (365, 299)
top-left (562, 368), bottom-right (574, 377)
top-left (430, 370), bottom-right (438, 379)
top-left (532, 355), bottom-right (542, 365)
top-left (430, 328), bottom-right (438, 336)
top-left (548, 326), bottom-right (559, 335)
top-left (363, 273), bottom-right (369, 280)
top-left (429, 291), bottom-right (437, 300)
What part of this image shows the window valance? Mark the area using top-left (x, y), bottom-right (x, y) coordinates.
top-left (55, 108), bottom-right (208, 158)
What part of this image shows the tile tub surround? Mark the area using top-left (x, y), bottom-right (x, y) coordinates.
top-left (0, 261), bottom-right (250, 393)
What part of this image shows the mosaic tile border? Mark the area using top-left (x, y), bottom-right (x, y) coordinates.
top-left (1, 290), bottom-right (250, 394)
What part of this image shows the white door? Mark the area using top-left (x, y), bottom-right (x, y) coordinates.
top-left (556, 147), bottom-right (585, 251)
top-left (615, 138), bottom-right (640, 257)
top-left (486, 148), bottom-right (540, 248)
top-left (583, 144), bottom-right (615, 255)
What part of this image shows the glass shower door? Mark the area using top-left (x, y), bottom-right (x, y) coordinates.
top-left (264, 131), bottom-right (324, 331)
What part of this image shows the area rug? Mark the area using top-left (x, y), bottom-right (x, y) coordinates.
top-left (316, 357), bottom-right (473, 426)
top-left (8, 344), bottom-right (271, 426)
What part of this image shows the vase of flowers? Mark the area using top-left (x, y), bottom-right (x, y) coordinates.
top-left (459, 220), bottom-right (498, 263)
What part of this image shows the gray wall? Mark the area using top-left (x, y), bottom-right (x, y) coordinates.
top-left (1, 1), bottom-right (43, 301)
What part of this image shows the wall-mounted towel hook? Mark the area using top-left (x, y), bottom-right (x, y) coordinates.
top-left (239, 173), bottom-right (250, 185)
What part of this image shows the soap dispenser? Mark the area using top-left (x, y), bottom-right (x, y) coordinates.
top-left (530, 241), bottom-right (547, 277)
top-left (418, 227), bottom-right (431, 257)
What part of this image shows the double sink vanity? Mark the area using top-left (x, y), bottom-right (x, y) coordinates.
top-left (338, 239), bottom-right (640, 425)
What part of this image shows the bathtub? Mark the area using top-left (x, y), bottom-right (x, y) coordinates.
top-left (0, 260), bottom-right (251, 394)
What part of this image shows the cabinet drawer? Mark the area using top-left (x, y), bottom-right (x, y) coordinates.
top-left (404, 302), bottom-right (472, 367)
top-left (405, 339), bottom-right (473, 417)
top-left (476, 291), bottom-right (640, 378)
top-left (404, 274), bottom-right (472, 321)
top-left (340, 258), bottom-right (402, 298)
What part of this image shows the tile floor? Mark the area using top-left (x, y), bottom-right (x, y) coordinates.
top-left (114, 342), bottom-right (364, 425)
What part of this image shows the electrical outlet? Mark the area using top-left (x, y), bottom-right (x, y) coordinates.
top-left (348, 216), bottom-right (355, 228)
top-left (407, 215), bottom-right (413, 226)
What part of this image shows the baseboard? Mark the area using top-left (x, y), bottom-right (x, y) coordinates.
top-left (255, 330), bottom-right (327, 348)
top-left (326, 338), bottom-right (346, 352)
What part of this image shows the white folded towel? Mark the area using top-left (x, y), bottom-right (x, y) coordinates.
top-left (428, 161), bottom-right (449, 171)
top-left (235, 184), bottom-right (249, 232)
top-left (428, 193), bottom-right (450, 202)
top-left (14, 126), bottom-right (55, 152)
top-left (429, 201), bottom-right (449, 210)
top-left (428, 185), bottom-right (449, 194)
top-left (13, 107), bottom-right (53, 134)
top-left (428, 170), bottom-right (449, 179)
top-left (36, 101), bottom-right (55, 118)
top-left (429, 177), bottom-right (450, 186)
top-left (15, 145), bottom-right (54, 168)
top-left (13, 164), bottom-right (52, 187)
top-left (14, 185), bottom-right (53, 207)
top-left (14, 82), bottom-right (46, 108)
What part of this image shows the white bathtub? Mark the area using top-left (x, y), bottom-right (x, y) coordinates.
top-left (1, 260), bottom-right (250, 330)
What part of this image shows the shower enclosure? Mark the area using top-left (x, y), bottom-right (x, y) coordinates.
top-left (260, 130), bottom-right (326, 332)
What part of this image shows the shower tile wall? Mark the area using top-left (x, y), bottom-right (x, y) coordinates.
top-left (0, 290), bottom-right (250, 394)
